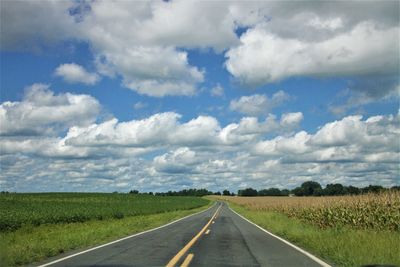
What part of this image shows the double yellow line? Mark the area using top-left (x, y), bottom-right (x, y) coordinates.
top-left (166, 204), bottom-right (222, 267)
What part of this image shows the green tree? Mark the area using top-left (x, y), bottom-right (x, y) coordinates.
top-left (324, 183), bottom-right (346, 196)
top-left (258, 188), bottom-right (282, 196)
top-left (300, 181), bottom-right (322, 196)
top-left (222, 189), bottom-right (231, 196)
top-left (238, 188), bottom-right (258, 196)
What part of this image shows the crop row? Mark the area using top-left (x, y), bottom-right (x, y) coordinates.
top-left (0, 193), bottom-right (209, 232)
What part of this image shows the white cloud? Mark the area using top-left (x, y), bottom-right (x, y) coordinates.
top-left (306, 16), bottom-right (344, 31)
top-left (99, 46), bottom-right (204, 97)
top-left (64, 113), bottom-right (180, 148)
top-left (309, 115), bottom-right (365, 147)
top-left (1, 1), bottom-right (399, 191)
top-left (226, 21), bottom-right (399, 86)
top-left (210, 84), bottom-right (224, 97)
top-left (133, 102), bottom-right (147, 110)
top-left (229, 91), bottom-right (290, 115)
top-left (280, 112), bottom-right (304, 128)
top-left (0, 84), bottom-right (100, 136)
top-left (253, 114), bottom-right (400, 165)
top-left (1, 105), bottom-right (398, 191)
top-left (153, 147), bottom-right (199, 174)
top-left (2, 1), bottom-right (398, 99)
top-left (0, 1), bottom-right (75, 50)
top-left (55, 63), bottom-right (100, 85)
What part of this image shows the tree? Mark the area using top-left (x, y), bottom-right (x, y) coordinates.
top-left (345, 185), bottom-right (360, 195)
top-left (280, 189), bottom-right (290, 196)
top-left (292, 186), bottom-right (304, 196)
top-left (222, 189), bottom-right (231, 196)
top-left (323, 183), bottom-right (346, 196)
top-left (300, 181), bottom-right (322, 196)
top-left (362, 185), bottom-right (384, 193)
top-left (129, 190), bottom-right (139, 194)
top-left (258, 188), bottom-right (282, 196)
top-left (238, 188), bottom-right (258, 196)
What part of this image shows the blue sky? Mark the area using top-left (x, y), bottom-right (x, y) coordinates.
top-left (0, 1), bottom-right (399, 192)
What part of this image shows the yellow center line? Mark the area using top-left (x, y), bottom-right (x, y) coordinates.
top-left (166, 205), bottom-right (221, 267)
top-left (180, 253), bottom-right (194, 267)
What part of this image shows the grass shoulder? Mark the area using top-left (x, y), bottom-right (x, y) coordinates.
top-left (0, 201), bottom-right (213, 267)
top-left (228, 202), bottom-right (400, 267)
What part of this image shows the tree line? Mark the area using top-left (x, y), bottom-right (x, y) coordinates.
top-left (237, 181), bottom-right (400, 197)
top-left (129, 188), bottom-right (215, 197)
top-left (128, 182), bottom-right (399, 197)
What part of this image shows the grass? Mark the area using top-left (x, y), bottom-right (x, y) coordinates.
top-left (0, 194), bottom-right (212, 266)
top-left (217, 199), bottom-right (400, 267)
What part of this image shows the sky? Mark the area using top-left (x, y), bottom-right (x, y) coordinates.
top-left (0, 0), bottom-right (399, 193)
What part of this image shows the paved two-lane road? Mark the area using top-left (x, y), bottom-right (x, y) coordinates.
top-left (39, 202), bottom-right (330, 267)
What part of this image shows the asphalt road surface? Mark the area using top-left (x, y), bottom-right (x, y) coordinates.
top-left (38, 202), bottom-right (330, 267)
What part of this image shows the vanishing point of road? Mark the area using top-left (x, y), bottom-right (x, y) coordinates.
top-left (38, 202), bottom-right (331, 267)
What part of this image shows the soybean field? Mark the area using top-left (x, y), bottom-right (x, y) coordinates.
top-left (0, 193), bottom-right (209, 232)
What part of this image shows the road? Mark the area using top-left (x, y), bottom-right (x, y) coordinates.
top-left (38, 202), bottom-right (330, 267)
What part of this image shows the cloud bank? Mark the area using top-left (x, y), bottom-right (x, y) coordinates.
top-left (1, 87), bottom-right (398, 192)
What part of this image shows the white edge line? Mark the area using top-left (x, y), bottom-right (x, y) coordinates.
top-left (227, 204), bottom-right (332, 267)
top-left (38, 202), bottom-right (217, 267)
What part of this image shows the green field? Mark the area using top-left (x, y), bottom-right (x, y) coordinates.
top-left (0, 193), bottom-right (210, 266)
top-left (0, 193), bottom-right (209, 231)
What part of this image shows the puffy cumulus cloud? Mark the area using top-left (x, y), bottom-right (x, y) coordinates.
top-left (0, 0), bottom-right (75, 51)
top-left (229, 91), bottom-right (290, 116)
top-left (64, 113), bottom-right (180, 147)
top-left (97, 46), bottom-right (204, 97)
top-left (63, 111), bottom-right (301, 149)
top-left (253, 114), bottom-right (400, 164)
top-left (55, 63), bottom-right (100, 85)
top-left (223, 1), bottom-right (399, 107)
top-left (280, 112), bottom-right (303, 128)
top-left (153, 147), bottom-right (199, 174)
top-left (219, 113), bottom-right (302, 145)
top-left (1, 108), bottom-right (399, 191)
top-left (64, 113), bottom-right (221, 148)
top-left (2, 1), bottom-right (398, 99)
top-left (226, 22), bottom-right (399, 86)
top-left (0, 84), bottom-right (100, 136)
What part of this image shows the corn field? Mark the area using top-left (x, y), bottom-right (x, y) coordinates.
top-left (217, 191), bottom-right (400, 231)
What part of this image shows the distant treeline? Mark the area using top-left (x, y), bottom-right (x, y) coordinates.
top-left (129, 188), bottom-right (216, 197)
top-left (126, 182), bottom-right (400, 197)
top-left (237, 181), bottom-right (400, 197)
